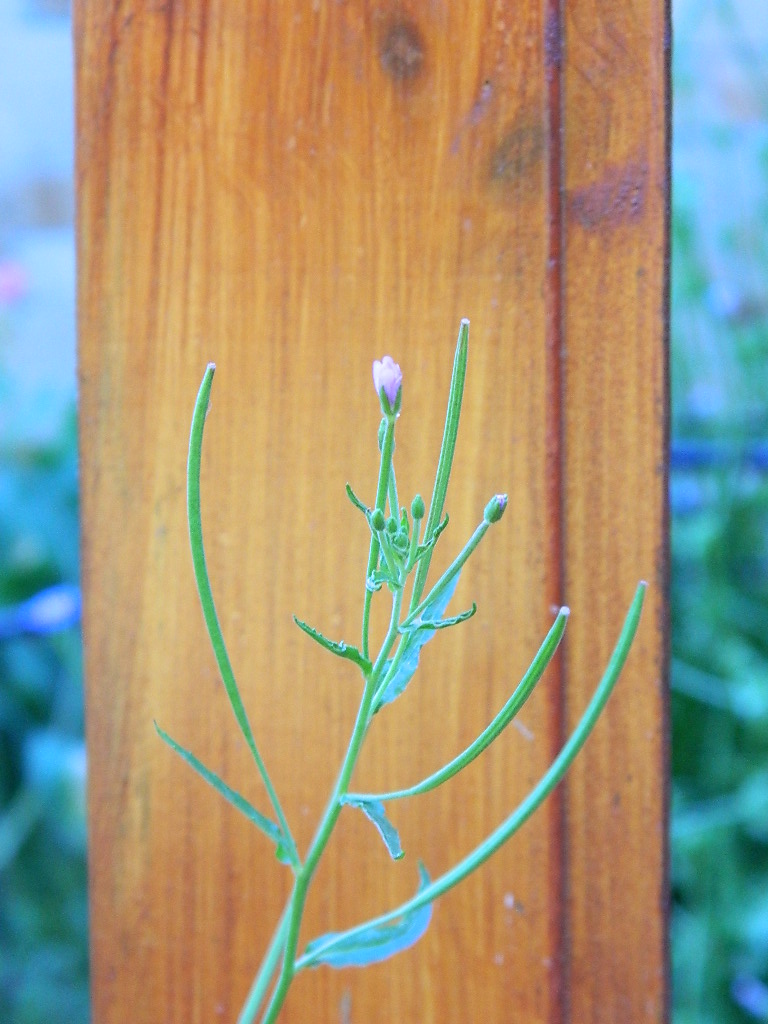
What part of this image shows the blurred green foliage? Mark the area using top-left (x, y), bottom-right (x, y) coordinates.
top-left (0, 408), bottom-right (89, 1023)
top-left (671, 3), bottom-right (768, 1020)
top-left (672, 478), bottom-right (768, 1023)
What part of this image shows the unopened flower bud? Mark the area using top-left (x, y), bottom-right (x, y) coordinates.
top-left (372, 356), bottom-right (402, 412)
top-left (411, 494), bottom-right (425, 520)
top-left (371, 508), bottom-right (386, 532)
top-left (483, 494), bottom-right (508, 524)
top-left (386, 516), bottom-right (398, 535)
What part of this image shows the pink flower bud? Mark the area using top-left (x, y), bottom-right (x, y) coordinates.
top-left (372, 356), bottom-right (402, 408)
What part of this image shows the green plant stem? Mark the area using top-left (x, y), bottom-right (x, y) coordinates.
top-left (376, 528), bottom-right (402, 585)
top-left (256, 587), bottom-right (406, 1024)
top-left (387, 462), bottom-right (399, 521)
top-left (402, 514), bottom-right (492, 629)
top-left (351, 607), bottom-right (569, 802)
top-left (296, 582), bottom-right (646, 971)
top-left (410, 319), bottom-right (468, 610)
top-left (256, 400), bottom-right (402, 1024)
top-left (406, 512), bottom-right (422, 572)
top-left (369, 507), bottom-right (500, 713)
top-left (188, 365), bottom-right (299, 868)
top-left (369, 564), bottom-right (433, 713)
top-left (370, 628), bottom-right (410, 712)
top-left (237, 909), bottom-right (290, 1024)
top-left (361, 413), bottom-right (396, 660)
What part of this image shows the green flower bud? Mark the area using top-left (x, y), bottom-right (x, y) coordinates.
top-left (483, 493), bottom-right (508, 524)
top-left (386, 515), bottom-right (398, 535)
top-left (371, 508), bottom-right (386, 532)
top-left (411, 494), bottom-right (426, 520)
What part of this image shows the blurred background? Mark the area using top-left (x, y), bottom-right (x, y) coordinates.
top-left (671, 2), bottom-right (768, 1021)
top-left (0, 0), bottom-right (87, 1021)
top-left (0, 0), bottom-right (766, 1021)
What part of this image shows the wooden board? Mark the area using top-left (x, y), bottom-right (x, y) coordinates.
top-left (562, 2), bottom-right (669, 1019)
top-left (75, 2), bottom-right (667, 1021)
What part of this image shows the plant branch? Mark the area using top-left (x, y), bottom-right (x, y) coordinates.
top-left (187, 365), bottom-right (298, 869)
top-left (296, 582), bottom-right (646, 970)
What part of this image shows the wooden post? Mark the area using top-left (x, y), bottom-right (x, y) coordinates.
top-left (76, 2), bottom-right (667, 1021)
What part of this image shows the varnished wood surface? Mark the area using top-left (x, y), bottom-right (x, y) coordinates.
top-left (562, 2), bottom-right (669, 1020)
top-left (75, 2), bottom-right (667, 1021)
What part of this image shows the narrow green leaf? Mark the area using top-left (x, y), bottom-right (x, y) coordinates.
top-left (298, 584), bottom-right (646, 968)
top-left (345, 797), bottom-right (404, 860)
top-left (402, 516), bottom-right (491, 631)
top-left (377, 532), bottom-right (405, 588)
top-left (350, 607), bottom-right (569, 803)
top-left (413, 513), bottom-right (449, 561)
top-left (410, 321), bottom-right (468, 609)
top-left (374, 574), bottom-right (462, 711)
top-left (154, 722), bottom-right (288, 857)
top-left (186, 365), bottom-right (298, 867)
top-left (361, 408), bottom-right (397, 660)
top-left (293, 616), bottom-right (372, 673)
top-left (412, 602), bottom-right (476, 632)
top-left (345, 483), bottom-right (370, 517)
top-left (299, 863), bottom-right (432, 969)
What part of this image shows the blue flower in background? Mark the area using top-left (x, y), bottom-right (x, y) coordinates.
top-left (0, 582), bottom-right (81, 639)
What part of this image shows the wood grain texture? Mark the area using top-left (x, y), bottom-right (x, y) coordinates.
top-left (75, 2), bottom-right (667, 1021)
top-left (562, 1), bottom-right (669, 1020)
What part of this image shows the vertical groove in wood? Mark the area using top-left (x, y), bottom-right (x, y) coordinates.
top-left (544, 0), bottom-right (568, 1021)
top-left (561, 0), bottom-right (669, 1020)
